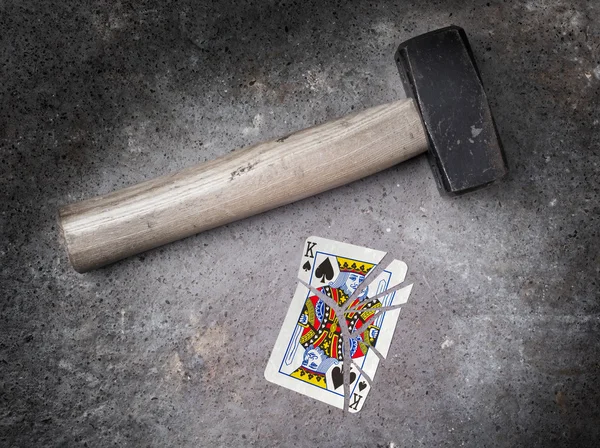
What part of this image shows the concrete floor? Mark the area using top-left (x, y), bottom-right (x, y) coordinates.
top-left (1, 0), bottom-right (599, 446)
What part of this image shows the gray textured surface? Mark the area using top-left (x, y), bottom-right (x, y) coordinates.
top-left (1, 0), bottom-right (599, 446)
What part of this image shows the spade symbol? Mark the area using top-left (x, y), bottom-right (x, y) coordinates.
top-left (315, 257), bottom-right (334, 284)
top-left (331, 366), bottom-right (357, 390)
top-left (302, 261), bottom-right (311, 272)
top-left (358, 381), bottom-right (367, 392)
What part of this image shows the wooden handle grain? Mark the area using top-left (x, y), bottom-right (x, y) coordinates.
top-left (59, 98), bottom-right (428, 272)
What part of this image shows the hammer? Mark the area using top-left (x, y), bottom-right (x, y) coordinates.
top-left (59, 26), bottom-right (507, 273)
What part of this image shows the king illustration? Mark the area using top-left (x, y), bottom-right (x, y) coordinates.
top-left (288, 256), bottom-right (383, 389)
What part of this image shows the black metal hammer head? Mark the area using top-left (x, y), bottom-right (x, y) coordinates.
top-left (396, 26), bottom-right (507, 195)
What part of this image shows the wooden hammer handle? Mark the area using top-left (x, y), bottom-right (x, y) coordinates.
top-left (59, 98), bottom-right (428, 272)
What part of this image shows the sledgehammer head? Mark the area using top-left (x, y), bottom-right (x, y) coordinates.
top-left (396, 26), bottom-right (507, 195)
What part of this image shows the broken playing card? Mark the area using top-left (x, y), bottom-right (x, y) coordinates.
top-left (264, 237), bottom-right (413, 413)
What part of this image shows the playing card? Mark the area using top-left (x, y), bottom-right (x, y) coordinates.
top-left (264, 236), bottom-right (413, 413)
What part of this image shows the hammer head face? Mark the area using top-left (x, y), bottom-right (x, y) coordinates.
top-left (396, 26), bottom-right (507, 195)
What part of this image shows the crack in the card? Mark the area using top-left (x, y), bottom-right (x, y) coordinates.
top-left (351, 359), bottom-right (373, 386)
top-left (344, 253), bottom-right (395, 306)
top-left (299, 279), bottom-right (343, 317)
top-left (344, 281), bottom-right (411, 314)
top-left (346, 303), bottom-right (405, 320)
top-left (297, 253), bottom-right (410, 413)
top-left (347, 304), bottom-right (405, 339)
top-left (362, 341), bottom-right (384, 362)
top-left (342, 329), bottom-right (352, 412)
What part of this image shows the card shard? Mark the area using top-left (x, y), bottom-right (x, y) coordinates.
top-left (264, 237), bottom-right (413, 413)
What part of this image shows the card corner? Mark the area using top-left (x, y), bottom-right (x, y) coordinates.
top-left (392, 258), bottom-right (408, 271)
top-left (263, 364), bottom-right (278, 383)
